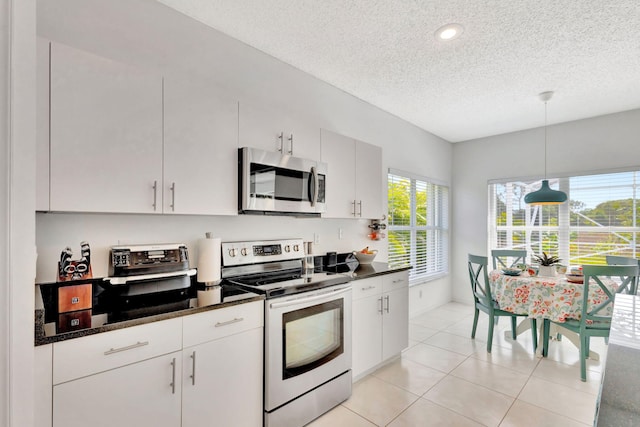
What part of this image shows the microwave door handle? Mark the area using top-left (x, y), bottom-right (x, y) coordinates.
top-left (309, 166), bottom-right (318, 207)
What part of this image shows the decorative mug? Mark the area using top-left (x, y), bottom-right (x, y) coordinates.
top-left (555, 264), bottom-right (567, 274)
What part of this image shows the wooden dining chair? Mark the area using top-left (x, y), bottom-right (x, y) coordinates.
top-left (542, 264), bottom-right (639, 381)
top-left (606, 255), bottom-right (640, 294)
top-left (468, 254), bottom-right (537, 353)
top-left (491, 249), bottom-right (527, 270)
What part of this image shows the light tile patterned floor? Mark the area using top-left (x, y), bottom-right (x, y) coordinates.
top-left (309, 302), bottom-right (605, 427)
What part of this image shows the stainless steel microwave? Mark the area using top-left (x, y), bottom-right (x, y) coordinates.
top-left (239, 147), bottom-right (327, 217)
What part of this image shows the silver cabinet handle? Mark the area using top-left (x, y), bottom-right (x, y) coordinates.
top-left (104, 340), bottom-right (149, 355)
top-left (278, 131), bottom-right (284, 152)
top-left (361, 285), bottom-right (376, 291)
top-left (385, 295), bottom-right (390, 313)
top-left (170, 357), bottom-right (176, 394)
top-left (215, 317), bottom-right (244, 327)
top-left (358, 200), bottom-right (363, 217)
top-left (190, 351), bottom-right (196, 386)
top-left (378, 297), bottom-right (383, 314)
top-left (170, 182), bottom-right (175, 211)
top-left (352, 200), bottom-right (357, 217)
top-left (287, 133), bottom-right (293, 155)
top-left (152, 181), bottom-right (157, 211)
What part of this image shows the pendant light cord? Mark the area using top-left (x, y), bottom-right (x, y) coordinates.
top-left (544, 99), bottom-right (548, 179)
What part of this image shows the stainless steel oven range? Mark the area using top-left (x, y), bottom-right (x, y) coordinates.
top-left (221, 239), bottom-right (352, 427)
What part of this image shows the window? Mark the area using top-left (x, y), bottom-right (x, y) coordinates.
top-left (489, 171), bottom-right (640, 265)
top-left (388, 170), bottom-right (449, 285)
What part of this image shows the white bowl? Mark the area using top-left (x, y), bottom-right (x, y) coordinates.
top-left (353, 250), bottom-right (377, 264)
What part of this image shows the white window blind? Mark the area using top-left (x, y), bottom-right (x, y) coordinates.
top-left (388, 171), bottom-right (449, 284)
top-left (489, 171), bottom-right (640, 266)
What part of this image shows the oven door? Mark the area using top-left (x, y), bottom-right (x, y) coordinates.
top-left (239, 147), bottom-right (326, 215)
top-left (265, 284), bottom-right (351, 411)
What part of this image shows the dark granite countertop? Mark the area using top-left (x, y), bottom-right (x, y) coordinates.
top-left (595, 294), bottom-right (640, 426)
top-left (347, 262), bottom-right (412, 280)
top-left (34, 261), bottom-right (410, 346)
top-left (35, 280), bottom-right (264, 346)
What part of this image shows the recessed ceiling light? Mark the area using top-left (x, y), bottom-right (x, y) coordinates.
top-left (435, 23), bottom-right (464, 41)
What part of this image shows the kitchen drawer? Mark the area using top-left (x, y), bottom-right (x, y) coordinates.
top-left (182, 301), bottom-right (264, 348)
top-left (351, 277), bottom-right (382, 301)
top-left (53, 317), bottom-right (182, 385)
top-left (382, 272), bottom-right (408, 293)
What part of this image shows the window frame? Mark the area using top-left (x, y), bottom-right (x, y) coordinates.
top-left (388, 169), bottom-right (449, 285)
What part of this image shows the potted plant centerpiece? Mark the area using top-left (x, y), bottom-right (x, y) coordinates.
top-left (533, 252), bottom-right (561, 277)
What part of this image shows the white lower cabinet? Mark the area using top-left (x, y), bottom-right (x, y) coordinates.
top-left (352, 271), bottom-right (409, 379)
top-left (181, 300), bottom-right (264, 427)
top-left (53, 352), bottom-right (182, 427)
top-left (43, 302), bottom-right (264, 427)
top-left (181, 328), bottom-right (263, 427)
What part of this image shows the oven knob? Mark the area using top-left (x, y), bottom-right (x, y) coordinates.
top-left (240, 248), bottom-right (248, 256)
top-left (228, 248), bottom-right (237, 257)
top-left (293, 244), bottom-right (300, 252)
top-left (284, 245), bottom-right (291, 253)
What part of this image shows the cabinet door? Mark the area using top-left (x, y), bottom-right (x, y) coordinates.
top-left (182, 327), bottom-right (263, 427)
top-left (352, 278), bottom-right (383, 378)
top-left (382, 286), bottom-right (409, 361)
top-left (355, 140), bottom-right (383, 219)
top-left (239, 101), bottom-right (320, 160)
top-left (282, 114), bottom-right (321, 160)
top-left (53, 352), bottom-right (182, 427)
top-left (49, 42), bottom-right (163, 213)
top-left (164, 77), bottom-right (239, 215)
top-left (320, 129), bottom-right (356, 218)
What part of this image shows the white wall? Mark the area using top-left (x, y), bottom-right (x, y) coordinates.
top-left (451, 108), bottom-right (640, 304)
top-left (35, 0), bottom-right (453, 314)
top-left (1, 0), bottom-right (37, 425)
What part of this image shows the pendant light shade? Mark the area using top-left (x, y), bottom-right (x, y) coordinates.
top-left (524, 91), bottom-right (568, 206)
top-left (524, 179), bottom-right (567, 205)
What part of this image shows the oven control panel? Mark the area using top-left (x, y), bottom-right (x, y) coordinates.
top-left (222, 239), bottom-right (304, 267)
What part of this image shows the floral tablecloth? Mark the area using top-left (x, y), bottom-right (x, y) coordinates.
top-left (488, 270), bottom-right (617, 322)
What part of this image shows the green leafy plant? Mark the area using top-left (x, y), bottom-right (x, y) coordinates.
top-left (532, 252), bottom-right (561, 266)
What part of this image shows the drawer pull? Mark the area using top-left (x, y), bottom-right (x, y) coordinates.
top-left (104, 340), bottom-right (149, 355)
top-left (214, 317), bottom-right (244, 328)
top-left (361, 285), bottom-right (376, 291)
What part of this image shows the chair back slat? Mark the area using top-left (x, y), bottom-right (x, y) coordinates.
top-left (491, 249), bottom-right (527, 270)
top-left (468, 254), bottom-right (492, 307)
top-left (581, 265), bottom-right (639, 323)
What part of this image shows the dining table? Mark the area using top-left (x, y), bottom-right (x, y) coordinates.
top-left (488, 269), bottom-right (618, 359)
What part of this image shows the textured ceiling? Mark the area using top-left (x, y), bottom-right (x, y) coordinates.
top-left (156, 0), bottom-right (640, 142)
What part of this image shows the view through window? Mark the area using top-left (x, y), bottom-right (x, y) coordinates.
top-left (489, 171), bottom-right (640, 265)
top-left (388, 170), bottom-right (449, 285)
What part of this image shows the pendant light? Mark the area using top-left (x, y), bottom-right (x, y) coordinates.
top-left (524, 91), bottom-right (568, 205)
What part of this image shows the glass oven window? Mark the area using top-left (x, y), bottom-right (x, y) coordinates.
top-left (282, 299), bottom-right (343, 379)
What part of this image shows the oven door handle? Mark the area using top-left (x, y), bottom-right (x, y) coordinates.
top-left (269, 286), bottom-right (351, 309)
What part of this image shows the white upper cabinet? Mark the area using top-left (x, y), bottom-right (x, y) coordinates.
top-left (163, 76), bottom-right (239, 215)
top-left (355, 140), bottom-right (383, 219)
top-left (320, 129), bottom-right (356, 218)
top-left (239, 101), bottom-right (320, 160)
top-left (320, 129), bottom-right (383, 219)
top-left (49, 42), bottom-right (163, 213)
